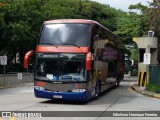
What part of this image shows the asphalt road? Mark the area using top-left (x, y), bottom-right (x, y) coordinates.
top-left (0, 76), bottom-right (160, 120)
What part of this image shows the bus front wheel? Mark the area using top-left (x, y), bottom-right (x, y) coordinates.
top-left (114, 75), bottom-right (120, 88)
top-left (114, 80), bottom-right (119, 88)
top-left (94, 81), bottom-right (101, 99)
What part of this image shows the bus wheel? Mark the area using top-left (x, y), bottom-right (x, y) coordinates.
top-left (114, 78), bottom-right (119, 88)
top-left (94, 82), bottom-right (101, 99)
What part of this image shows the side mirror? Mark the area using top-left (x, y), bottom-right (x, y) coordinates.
top-left (85, 52), bottom-right (92, 70)
top-left (23, 50), bottom-right (34, 69)
top-left (94, 35), bottom-right (99, 41)
top-left (98, 70), bottom-right (102, 76)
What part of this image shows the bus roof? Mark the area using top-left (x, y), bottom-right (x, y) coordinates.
top-left (44, 19), bottom-right (98, 24)
top-left (43, 19), bottom-right (114, 38)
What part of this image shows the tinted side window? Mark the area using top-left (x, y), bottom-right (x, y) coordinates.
top-left (90, 24), bottom-right (99, 53)
top-left (99, 26), bottom-right (108, 40)
top-left (102, 46), bottom-right (118, 61)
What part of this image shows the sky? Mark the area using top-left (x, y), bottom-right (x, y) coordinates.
top-left (91, 0), bottom-right (153, 12)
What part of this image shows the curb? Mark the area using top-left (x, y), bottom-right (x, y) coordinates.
top-left (131, 82), bottom-right (160, 99)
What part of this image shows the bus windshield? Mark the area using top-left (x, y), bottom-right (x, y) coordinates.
top-left (35, 53), bottom-right (86, 82)
top-left (39, 23), bottom-right (90, 46)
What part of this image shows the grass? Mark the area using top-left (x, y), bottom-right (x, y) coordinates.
top-left (146, 84), bottom-right (160, 93)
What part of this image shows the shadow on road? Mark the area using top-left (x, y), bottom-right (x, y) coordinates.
top-left (40, 99), bottom-right (88, 105)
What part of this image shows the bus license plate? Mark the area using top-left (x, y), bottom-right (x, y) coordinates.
top-left (53, 95), bottom-right (62, 99)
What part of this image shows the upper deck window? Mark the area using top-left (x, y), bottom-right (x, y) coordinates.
top-left (39, 23), bottom-right (90, 47)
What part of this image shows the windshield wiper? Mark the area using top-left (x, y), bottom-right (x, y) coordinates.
top-left (62, 43), bottom-right (80, 48)
top-left (41, 42), bottom-right (58, 48)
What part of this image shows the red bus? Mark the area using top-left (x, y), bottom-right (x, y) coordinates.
top-left (24, 19), bottom-right (124, 101)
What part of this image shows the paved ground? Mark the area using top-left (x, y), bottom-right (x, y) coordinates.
top-left (0, 76), bottom-right (160, 120)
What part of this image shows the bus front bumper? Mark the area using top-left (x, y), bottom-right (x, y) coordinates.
top-left (34, 88), bottom-right (91, 101)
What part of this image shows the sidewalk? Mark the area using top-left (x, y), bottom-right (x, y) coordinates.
top-left (131, 82), bottom-right (160, 99)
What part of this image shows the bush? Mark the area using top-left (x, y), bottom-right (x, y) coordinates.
top-left (146, 84), bottom-right (160, 93)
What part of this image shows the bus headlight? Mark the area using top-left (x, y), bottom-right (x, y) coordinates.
top-left (72, 89), bottom-right (86, 92)
top-left (34, 86), bottom-right (44, 91)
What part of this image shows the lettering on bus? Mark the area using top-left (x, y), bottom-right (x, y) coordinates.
top-left (41, 54), bottom-right (58, 58)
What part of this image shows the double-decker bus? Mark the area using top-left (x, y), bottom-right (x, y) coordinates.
top-left (24, 19), bottom-right (124, 101)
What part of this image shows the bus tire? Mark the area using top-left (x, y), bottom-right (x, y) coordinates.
top-left (94, 81), bottom-right (101, 99)
top-left (114, 80), bottom-right (119, 88)
top-left (114, 75), bottom-right (120, 88)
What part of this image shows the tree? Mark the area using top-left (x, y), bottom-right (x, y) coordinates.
top-left (0, 0), bottom-right (127, 70)
top-left (128, 0), bottom-right (160, 63)
top-left (1, 0), bottom-right (47, 65)
top-left (116, 2), bottom-right (152, 59)
top-left (148, 0), bottom-right (160, 62)
top-left (147, 0), bottom-right (160, 37)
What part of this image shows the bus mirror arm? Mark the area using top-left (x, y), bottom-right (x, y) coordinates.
top-left (98, 70), bottom-right (102, 76)
top-left (23, 50), bottom-right (34, 69)
top-left (94, 35), bottom-right (99, 41)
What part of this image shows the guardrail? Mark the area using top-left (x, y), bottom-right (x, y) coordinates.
top-left (0, 72), bottom-right (34, 86)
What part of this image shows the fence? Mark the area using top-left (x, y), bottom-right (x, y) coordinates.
top-left (0, 72), bottom-right (34, 86)
top-left (149, 65), bottom-right (160, 85)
